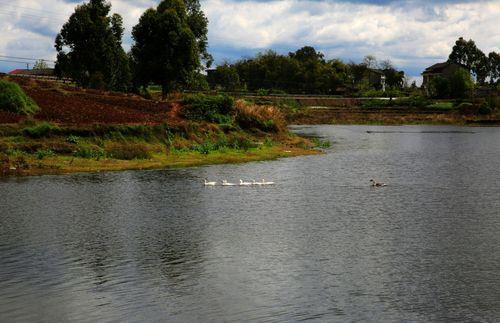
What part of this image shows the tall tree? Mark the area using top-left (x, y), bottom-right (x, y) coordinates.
top-left (54, 0), bottom-right (130, 91)
top-left (448, 37), bottom-right (487, 84)
top-left (131, 0), bottom-right (204, 95)
top-left (488, 52), bottom-right (500, 85)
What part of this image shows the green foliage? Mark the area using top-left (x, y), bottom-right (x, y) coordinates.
top-left (311, 137), bottom-right (331, 149)
top-left (210, 63), bottom-right (240, 91)
top-left (478, 101), bottom-right (493, 115)
top-left (181, 94), bottom-right (235, 122)
top-left (105, 142), bottom-right (151, 160)
top-left (66, 135), bottom-right (80, 144)
top-left (73, 146), bottom-right (105, 159)
top-left (131, 0), bottom-right (206, 95)
top-left (35, 149), bottom-right (55, 160)
top-left (429, 76), bottom-right (450, 98)
top-left (55, 0), bottom-right (131, 91)
top-left (426, 102), bottom-right (454, 110)
top-left (449, 69), bottom-right (473, 99)
top-left (23, 122), bottom-right (59, 138)
top-left (0, 80), bottom-right (39, 115)
top-left (448, 37), bottom-right (488, 84)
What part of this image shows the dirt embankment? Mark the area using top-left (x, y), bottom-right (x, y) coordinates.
top-left (1, 77), bottom-right (178, 125)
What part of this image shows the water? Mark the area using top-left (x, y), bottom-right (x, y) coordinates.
top-left (1, 125), bottom-right (500, 322)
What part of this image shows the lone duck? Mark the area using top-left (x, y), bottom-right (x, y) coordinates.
top-left (370, 179), bottom-right (386, 187)
top-left (204, 179), bottom-right (217, 186)
top-left (261, 179), bottom-right (275, 185)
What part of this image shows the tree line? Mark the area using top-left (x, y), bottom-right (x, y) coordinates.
top-left (54, 0), bottom-right (498, 97)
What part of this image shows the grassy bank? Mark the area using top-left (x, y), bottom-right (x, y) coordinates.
top-left (0, 80), bottom-right (320, 177)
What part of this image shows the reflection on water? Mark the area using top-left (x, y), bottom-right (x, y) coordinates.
top-left (1, 125), bottom-right (500, 321)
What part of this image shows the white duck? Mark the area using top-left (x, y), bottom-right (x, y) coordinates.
top-left (239, 179), bottom-right (252, 186)
top-left (370, 179), bottom-right (387, 187)
top-left (252, 180), bottom-right (263, 186)
top-left (222, 180), bottom-right (237, 186)
top-left (204, 179), bottom-right (217, 186)
top-left (261, 179), bottom-right (275, 185)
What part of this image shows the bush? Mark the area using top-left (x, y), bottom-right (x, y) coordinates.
top-left (23, 122), bottom-right (59, 138)
top-left (235, 100), bottom-right (286, 133)
top-left (449, 69), bottom-right (473, 99)
top-left (426, 102), bottom-right (454, 110)
top-left (66, 135), bottom-right (80, 144)
top-left (0, 79), bottom-right (39, 115)
top-left (429, 76), bottom-right (450, 98)
top-left (478, 101), bottom-right (493, 115)
top-left (181, 94), bottom-right (235, 122)
top-left (105, 143), bottom-right (151, 160)
top-left (35, 149), bottom-right (55, 159)
top-left (73, 146), bottom-right (105, 159)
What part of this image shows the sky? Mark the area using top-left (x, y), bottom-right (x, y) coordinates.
top-left (0, 0), bottom-right (499, 83)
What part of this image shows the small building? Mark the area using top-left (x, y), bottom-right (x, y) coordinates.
top-left (421, 62), bottom-right (468, 88)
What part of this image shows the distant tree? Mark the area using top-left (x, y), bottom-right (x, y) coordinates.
top-left (131, 0), bottom-right (204, 96)
top-left (54, 0), bottom-right (131, 91)
top-left (448, 37), bottom-right (487, 84)
top-left (212, 63), bottom-right (240, 91)
top-left (33, 60), bottom-right (48, 70)
top-left (363, 55), bottom-right (377, 69)
top-left (488, 52), bottom-right (500, 85)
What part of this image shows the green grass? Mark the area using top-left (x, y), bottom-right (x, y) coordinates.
top-left (0, 79), bottom-right (39, 115)
top-left (426, 102), bottom-right (454, 110)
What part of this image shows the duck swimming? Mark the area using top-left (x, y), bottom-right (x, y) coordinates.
top-left (239, 179), bottom-right (252, 186)
top-left (370, 179), bottom-right (386, 187)
top-left (222, 180), bottom-right (237, 186)
top-left (204, 179), bottom-right (217, 186)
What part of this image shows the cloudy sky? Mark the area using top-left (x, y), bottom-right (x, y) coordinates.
top-left (0, 0), bottom-right (499, 82)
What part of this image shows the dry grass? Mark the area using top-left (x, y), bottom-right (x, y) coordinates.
top-left (235, 100), bottom-right (287, 133)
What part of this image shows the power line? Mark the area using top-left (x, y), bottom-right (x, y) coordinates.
top-left (0, 55), bottom-right (55, 63)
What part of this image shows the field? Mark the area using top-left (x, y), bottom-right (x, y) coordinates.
top-left (1, 77), bottom-right (175, 125)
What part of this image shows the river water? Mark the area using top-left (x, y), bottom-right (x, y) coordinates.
top-left (1, 125), bottom-right (500, 322)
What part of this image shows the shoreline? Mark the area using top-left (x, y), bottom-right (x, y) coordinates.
top-left (1, 144), bottom-right (321, 178)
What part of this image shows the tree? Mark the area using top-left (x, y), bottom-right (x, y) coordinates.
top-left (212, 63), bottom-right (240, 91)
top-left (363, 55), bottom-right (377, 69)
top-left (131, 0), bottom-right (204, 96)
top-left (488, 52), bottom-right (500, 85)
top-left (448, 37), bottom-right (487, 84)
top-left (33, 60), bottom-right (48, 70)
top-left (54, 0), bottom-right (131, 91)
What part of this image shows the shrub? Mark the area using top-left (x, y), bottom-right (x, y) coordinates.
top-left (181, 94), bottom-right (234, 122)
top-left (73, 146), bottom-right (105, 159)
top-left (426, 102), bottom-right (454, 110)
top-left (35, 149), bottom-right (55, 159)
top-left (66, 135), bottom-right (80, 144)
top-left (23, 122), bottom-right (59, 138)
top-left (0, 79), bottom-right (39, 115)
top-left (449, 69), bottom-right (473, 99)
top-left (478, 101), bottom-right (493, 115)
top-left (235, 100), bottom-right (286, 133)
top-left (106, 143), bottom-right (151, 160)
top-left (428, 76), bottom-right (450, 98)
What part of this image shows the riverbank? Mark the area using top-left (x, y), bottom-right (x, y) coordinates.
top-left (286, 106), bottom-right (500, 125)
top-left (0, 77), bottom-right (320, 177)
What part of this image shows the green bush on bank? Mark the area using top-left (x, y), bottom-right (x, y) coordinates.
top-left (23, 122), bottom-right (60, 138)
top-left (181, 94), bottom-right (235, 122)
top-left (0, 79), bottom-right (39, 115)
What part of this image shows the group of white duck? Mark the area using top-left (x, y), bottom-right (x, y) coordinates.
top-left (204, 179), bottom-right (275, 186)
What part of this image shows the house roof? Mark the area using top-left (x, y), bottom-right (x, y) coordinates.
top-left (8, 69), bottom-right (28, 75)
top-left (422, 61), bottom-right (468, 74)
top-left (8, 68), bottom-right (54, 76)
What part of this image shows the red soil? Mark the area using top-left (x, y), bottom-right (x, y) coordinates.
top-left (1, 78), bottom-right (178, 126)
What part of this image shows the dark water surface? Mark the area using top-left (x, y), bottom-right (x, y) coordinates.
top-left (1, 125), bottom-right (500, 322)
